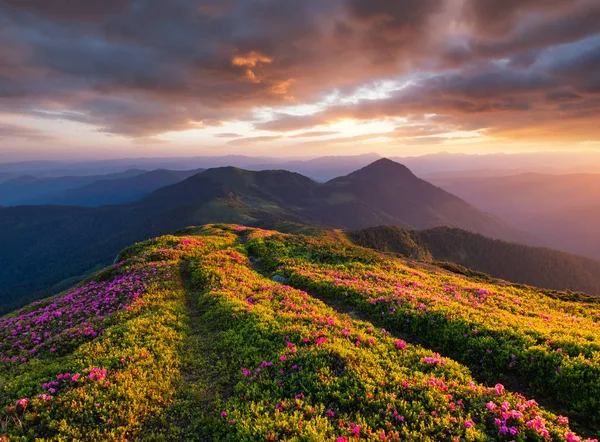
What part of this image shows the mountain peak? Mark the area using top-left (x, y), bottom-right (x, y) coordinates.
top-left (349, 158), bottom-right (415, 181)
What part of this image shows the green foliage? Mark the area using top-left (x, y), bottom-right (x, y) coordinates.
top-left (248, 232), bottom-right (600, 431)
top-left (1, 224), bottom-right (597, 440)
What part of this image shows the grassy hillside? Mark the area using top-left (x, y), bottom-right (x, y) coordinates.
top-left (1, 225), bottom-right (598, 440)
top-left (349, 226), bottom-right (600, 296)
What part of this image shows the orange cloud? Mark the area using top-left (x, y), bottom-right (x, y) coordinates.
top-left (232, 51), bottom-right (273, 68)
top-left (232, 51), bottom-right (274, 84)
top-left (271, 78), bottom-right (295, 96)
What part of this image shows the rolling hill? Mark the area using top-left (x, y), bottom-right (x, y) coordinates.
top-left (0, 159), bottom-right (532, 313)
top-left (349, 225), bottom-right (600, 296)
top-left (0, 224), bottom-right (598, 440)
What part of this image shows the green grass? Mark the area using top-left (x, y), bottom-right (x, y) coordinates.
top-left (1, 224), bottom-right (597, 441)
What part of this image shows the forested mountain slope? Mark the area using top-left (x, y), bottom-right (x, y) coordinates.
top-left (349, 226), bottom-right (600, 296)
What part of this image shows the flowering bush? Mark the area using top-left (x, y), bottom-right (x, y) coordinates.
top-left (246, 232), bottom-right (600, 428)
top-left (0, 264), bottom-right (167, 363)
top-left (0, 224), bottom-right (597, 440)
top-left (184, 244), bottom-right (593, 441)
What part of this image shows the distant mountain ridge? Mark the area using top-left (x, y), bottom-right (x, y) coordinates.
top-left (4, 150), bottom-right (600, 181)
top-left (19, 168), bottom-right (203, 207)
top-left (0, 159), bottom-right (537, 312)
top-left (0, 169), bottom-right (147, 206)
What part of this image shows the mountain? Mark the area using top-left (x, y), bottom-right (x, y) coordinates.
top-left (306, 159), bottom-right (528, 242)
top-left (0, 167), bottom-right (316, 312)
top-left (349, 225), bottom-right (600, 296)
top-left (19, 168), bottom-right (203, 207)
top-left (0, 159), bottom-right (530, 313)
top-left (430, 173), bottom-right (600, 221)
top-left (0, 224), bottom-right (597, 440)
top-left (0, 169), bottom-right (146, 206)
top-left (431, 173), bottom-right (600, 258)
top-left (249, 152), bottom-right (383, 181)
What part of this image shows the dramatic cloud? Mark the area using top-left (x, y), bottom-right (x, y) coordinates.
top-left (0, 0), bottom-right (599, 154)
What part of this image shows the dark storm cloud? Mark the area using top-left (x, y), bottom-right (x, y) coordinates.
top-left (0, 0), bottom-right (599, 141)
top-left (254, 67), bottom-right (557, 130)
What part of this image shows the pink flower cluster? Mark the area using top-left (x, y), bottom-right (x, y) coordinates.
top-left (420, 353), bottom-right (445, 365)
top-left (565, 432), bottom-right (598, 442)
top-left (394, 339), bottom-right (406, 349)
top-left (1, 264), bottom-right (167, 364)
top-left (87, 367), bottom-right (107, 382)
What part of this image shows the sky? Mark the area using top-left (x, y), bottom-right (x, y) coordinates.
top-left (1, 0), bottom-right (600, 161)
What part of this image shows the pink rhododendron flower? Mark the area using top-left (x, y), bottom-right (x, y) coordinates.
top-left (394, 339), bottom-right (406, 349)
top-left (351, 424), bottom-right (361, 435)
top-left (494, 384), bottom-right (505, 395)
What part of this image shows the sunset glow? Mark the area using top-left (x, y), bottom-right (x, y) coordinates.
top-left (1, 0), bottom-right (599, 160)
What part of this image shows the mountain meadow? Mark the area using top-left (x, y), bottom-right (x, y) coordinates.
top-left (1, 224), bottom-right (599, 441)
